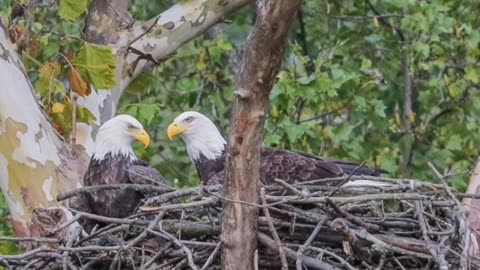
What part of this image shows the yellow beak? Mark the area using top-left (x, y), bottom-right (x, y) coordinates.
top-left (131, 129), bottom-right (151, 148)
top-left (167, 122), bottom-right (186, 141)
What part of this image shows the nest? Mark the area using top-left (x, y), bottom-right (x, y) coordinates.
top-left (1, 173), bottom-right (480, 270)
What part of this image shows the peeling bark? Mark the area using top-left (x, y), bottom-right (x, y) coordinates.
top-left (0, 0), bottom-right (251, 242)
top-left (221, 1), bottom-right (303, 269)
top-left (0, 21), bottom-right (86, 240)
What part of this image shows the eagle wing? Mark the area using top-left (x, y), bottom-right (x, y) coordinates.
top-left (128, 159), bottom-right (166, 186)
top-left (83, 155), bottom-right (143, 218)
top-left (259, 147), bottom-right (383, 184)
top-left (202, 147), bottom-right (383, 186)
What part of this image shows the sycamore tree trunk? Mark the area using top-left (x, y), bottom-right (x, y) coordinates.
top-left (221, 1), bottom-right (302, 269)
top-left (465, 159), bottom-right (480, 255)
top-left (0, 0), bottom-right (249, 242)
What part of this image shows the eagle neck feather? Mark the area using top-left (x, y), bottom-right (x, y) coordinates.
top-left (92, 144), bottom-right (137, 162)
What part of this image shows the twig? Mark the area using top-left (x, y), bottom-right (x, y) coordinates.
top-left (258, 232), bottom-right (336, 270)
top-left (127, 16), bottom-right (161, 49)
top-left (428, 162), bottom-right (472, 269)
top-left (0, 236), bottom-right (59, 243)
top-left (199, 242), bottom-right (220, 270)
top-left (139, 198), bottom-right (217, 212)
top-left (158, 226), bottom-right (199, 270)
top-left (57, 184), bottom-right (173, 201)
top-left (260, 187), bottom-right (288, 270)
top-left (296, 219), bottom-right (327, 270)
top-left (71, 95), bottom-right (78, 149)
top-left (328, 161), bottom-right (367, 197)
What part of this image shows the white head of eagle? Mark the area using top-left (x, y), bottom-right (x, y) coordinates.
top-left (93, 114), bottom-right (151, 161)
top-left (167, 111), bottom-right (226, 162)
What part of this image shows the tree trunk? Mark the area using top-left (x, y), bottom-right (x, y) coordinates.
top-left (0, 21), bottom-right (86, 241)
top-left (465, 159), bottom-right (480, 255)
top-left (221, 1), bottom-right (302, 269)
top-left (0, 0), bottom-right (250, 242)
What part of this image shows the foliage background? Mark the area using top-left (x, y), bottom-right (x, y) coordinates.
top-left (1, 0), bottom-right (480, 253)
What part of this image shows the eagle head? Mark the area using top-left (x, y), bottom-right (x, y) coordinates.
top-left (93, 115), bottom-right (151, 161)
top-left (167, 111), bottom-right (226, 162)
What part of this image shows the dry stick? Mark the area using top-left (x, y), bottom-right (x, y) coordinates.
top-left (139, 198), bottom-right (217, 212)
top-left (257, 232), bottom-right (337, 270)
top-left (125, 211), bottom-right (165, 250)
top-left (301, 245), bottom-right (357, 270)
top-left (0, 236), bottom-right (60, 243)
top-left (273, 178), bottom-right (304, 196)
top-left (328, 161), bottom-right (367, 197)
top-left (125, 168), bottom-right (176, 189)
top-left (296, 218), bottom-right (327, 270)
top-left (199, 242), bottom-right (220, 270)
top-left (144, 185), bottom-right (222, 205)
top-left (267, 192), bottom-right (428, 205)
top-left (392, 256), bottom-right (407, 270)
top-left (110, 211), bottom-right (165, 270)
top-left (260, 187), bottom-right (288, 270)
top-left (141, 242), bottom-right (173, 270)
top-left (158, 226), bottom-right (199, 270)
top-left (57, 184), bottom-right (173, 201)
top-left (326, 198), bottom-right (382, 232)
top-left (126, 16), bottom-right (161, 50)
top-left (428, 162), bottom-right (471, 270)
top-left (62, 226), bottom-right (81, 270)
top-left (71, 95), bottom-right (77, 149)
top-left (410, 180), bottom-right (448, 269)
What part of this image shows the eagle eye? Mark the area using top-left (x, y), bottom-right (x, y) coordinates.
top-left (185, 117), bottom-right (193, 123)
top-left (128, 124), bottom-right (136, 129)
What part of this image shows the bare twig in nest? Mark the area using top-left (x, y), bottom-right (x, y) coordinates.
top-left (260, 187), bottom-right (288, 270)
top-left (296, 218), bottom-right (327, 270)
top-left (258, 232), bottom-right (336, 270)
top-left (57, 184), bottom-right (173, 201)
top-left (3, 175), bottom-right (479, 269)
top-left (199, 242), bottom-right (220, 270)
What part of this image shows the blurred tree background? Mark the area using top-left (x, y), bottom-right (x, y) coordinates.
top-left (1, 0), bottom-right (480, 253)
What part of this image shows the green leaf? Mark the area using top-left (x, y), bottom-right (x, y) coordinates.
top-left (59, 0), bottom-right (89, 21)
top-left (465, 67), bottom-right (479, 84)
top-left (137, 104), bottom-right (160, 124)
top-left (331, 122), bottom-right (355, 144)
top-left (75, 43), bottom-right (116, 89)
top-left (445, 135), bottom-right (462, 151)
top-left (77, 105), bottom-right (97, 125)
top-left (371, 100), bottom-right (386, 118)
top-left (353, 96), bottom-right (367, 111)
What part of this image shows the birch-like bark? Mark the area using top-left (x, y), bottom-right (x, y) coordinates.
top-left (0, 21), bottom-right (86, 240)
top-left (0, 0), bottom-right (250, 241)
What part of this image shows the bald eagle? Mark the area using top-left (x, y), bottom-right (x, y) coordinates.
top-left (167, 111), bottom-right (384, 185)
top-left (83, 115), bottom-right (165, 220)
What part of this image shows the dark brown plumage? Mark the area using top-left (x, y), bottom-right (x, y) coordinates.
top-left (83, 154), bottom-right (164, 218)
top-left (194, 147), bottom-right (383, 185)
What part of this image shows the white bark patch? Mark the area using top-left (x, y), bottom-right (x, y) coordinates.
top-left (0, 57), bottom-right (61, 167)
top-left (74, 123), bottom-right (95, 157)
top-left (77, 88), bottom-right (112, 125)
top-left (42, 177), bottom-right (54, 202)
top-left (0, 155), bottom-right (25, 217)
top-left (0, 155), bottom-right (9, 194)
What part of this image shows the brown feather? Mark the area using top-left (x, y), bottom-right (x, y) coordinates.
top-left (195, 147), bottom-right (384, 185)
